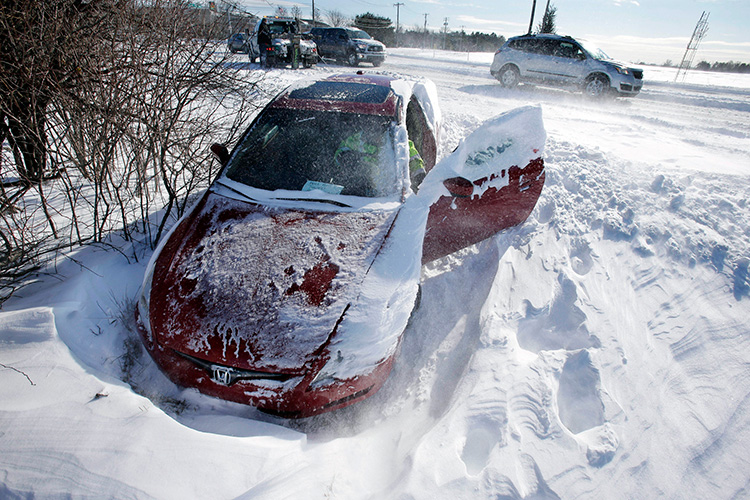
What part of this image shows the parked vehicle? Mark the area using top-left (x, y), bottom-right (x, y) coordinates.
top-left (136, 74), bottom-right (546, 418)
top-left (248, 16), bottom-right (319, 68)
top-left (309, 27), bottom-right (386, 67)
top-left (490, 33), bottom-right (643, 97)
top-left (227, 33), bottom-right (249, 54)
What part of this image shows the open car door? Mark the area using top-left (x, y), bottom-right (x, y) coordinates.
top-left (418, 105), bottom-right (546, 263)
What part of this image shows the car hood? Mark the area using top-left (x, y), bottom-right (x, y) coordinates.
top-left (353, 38), bottom-right (385, 48)
top-left (600, 58), bottom-right (637, 71)
top-left (149, 191), bottom-right (399, 373)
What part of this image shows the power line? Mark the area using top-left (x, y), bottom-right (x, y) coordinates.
top-left (675, 11), bottom-right (710, 82)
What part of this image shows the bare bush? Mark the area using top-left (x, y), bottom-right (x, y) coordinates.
top-left (326, 9), bottom-right (351, 28)
top-left (0, 0), bottom-right (264, 303)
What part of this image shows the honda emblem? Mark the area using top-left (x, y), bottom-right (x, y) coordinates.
top-left (212, 366), bottom-right (233, 385)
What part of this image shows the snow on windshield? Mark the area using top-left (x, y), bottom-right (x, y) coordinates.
top-left (580, 40), bottom-right (612, 60)
top-left (225, 108), bottom-right (398, 198)
top-left (347, 29), bottom-right (371, 40)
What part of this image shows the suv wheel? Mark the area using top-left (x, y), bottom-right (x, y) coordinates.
top-left (497, 65), bottom-right (520, 88)
top-left (347, 52), bottom-right (359, 67)
top-left (584, 75), bottom-right (609, 98)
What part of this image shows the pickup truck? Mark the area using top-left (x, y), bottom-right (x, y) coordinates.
top-left (248, 17), bottom-right (319, 68)
top-left (309, 27), bottom-right (386, 67)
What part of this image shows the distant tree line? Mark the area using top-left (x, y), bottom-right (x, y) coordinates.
top-left (348, 13), bottom-right (506, 52)
top-left (398, 29), bottom-right (506, 53)
top-left (695, 61), bottom-right (750, 74)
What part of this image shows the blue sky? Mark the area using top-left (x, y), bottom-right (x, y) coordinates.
top-left (236, 0), bottom-right (750, 64)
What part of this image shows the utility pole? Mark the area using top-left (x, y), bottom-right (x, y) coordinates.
top-left (394, 2), bottom-right (404, 47)
top-left (528, 0), bottom-right (537, 34)
top-left (312, 0), bottom-right (315, 26)
top-left (442, 17), bottom-right (448, 50)
top-left (423, 13), bottom-right (429, 49)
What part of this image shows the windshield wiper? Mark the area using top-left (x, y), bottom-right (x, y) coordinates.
top-left (215, 180), bottom-right (259, 203)
top-left (275, 197), bottom-right (352, 208)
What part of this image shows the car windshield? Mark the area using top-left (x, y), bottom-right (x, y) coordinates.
top-left (269, 22), bottom-right (295, 34)
top-left (579, 40), bottom-right (611, 61)
top-left (224, 108), bottom-right (398, 198)
top-left (346, 29), bottom-right (371, 40)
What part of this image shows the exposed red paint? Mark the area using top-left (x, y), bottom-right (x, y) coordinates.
top-left (286, 256), bottom-right (340, 306)
top-left (422, 157), bottom-right (545, 263)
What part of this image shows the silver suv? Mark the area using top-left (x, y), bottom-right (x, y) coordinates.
top-left (490, 34), bottom-right (643, 97)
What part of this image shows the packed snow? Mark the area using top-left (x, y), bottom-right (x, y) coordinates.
top-left (2, 47), bottom-right (750, 499)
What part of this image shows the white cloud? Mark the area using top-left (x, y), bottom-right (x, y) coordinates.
top-left (454, 14), bottom-right (526, 32)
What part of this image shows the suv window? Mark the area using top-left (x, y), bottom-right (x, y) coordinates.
top-left (538, 39), bottom-right (558, 56)
top-left (510, 37), bottom-right (542, 54)
top-left (555, 41), bottom-right (585, 59)
top-left (346, 29), bottom-right (371, 39)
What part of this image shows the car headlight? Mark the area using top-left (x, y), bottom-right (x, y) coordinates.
top-left (309, 349), bottom-right (345, 388)
top-left (356, 43), bottom-right (368, 52)
top-left (613, 66), bottom-right (629, 75)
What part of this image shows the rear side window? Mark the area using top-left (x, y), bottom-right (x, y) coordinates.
top-left (510, 38), bottom-right (541, 54)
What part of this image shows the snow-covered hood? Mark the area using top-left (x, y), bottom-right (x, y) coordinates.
top-left (148, 191), bottom-right (398, 373)
top-left (271, 37), bottom-right (317, 54)
top-left (598, 58), bottom-right (639, 72)
top-left (353, 38), bottom-right (385, 50)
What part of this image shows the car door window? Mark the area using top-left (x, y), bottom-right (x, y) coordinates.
top-left (523, 38), bottom-right (542, 54)
top-left (539, 39), bottom-right (558, 57)
top-left (557, 42), bottom-right (582, 59)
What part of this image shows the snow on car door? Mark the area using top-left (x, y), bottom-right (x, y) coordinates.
top-left (417, 105), bottom-right (546, 263)
top-left (522, 39), bottom-right (558, 81)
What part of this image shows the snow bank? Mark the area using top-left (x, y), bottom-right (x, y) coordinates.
top-left (1, 51), bottom-right (750, 499)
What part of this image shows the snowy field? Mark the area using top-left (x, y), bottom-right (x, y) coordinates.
top-left (2, 47), bottom-right (750, 499)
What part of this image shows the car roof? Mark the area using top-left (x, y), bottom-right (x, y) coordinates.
top-left (269, 74), bottom-right (401, 117)
top-left (263, 16), bottom-right (295, 22)
top-left (510, 33), bottom-right (576, 42)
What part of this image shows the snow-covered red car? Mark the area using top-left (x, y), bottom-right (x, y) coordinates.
top-left (136, 74), bottom-right (546, 418)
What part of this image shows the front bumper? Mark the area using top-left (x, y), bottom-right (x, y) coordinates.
top-left (135, 315), bottom-right (394, 418)
top-left (610, 69), bottom-right (643, 96)
top-left (357, 50), bottom-right (386, 64)
top-left (617, 81), bottom-right (642, 96)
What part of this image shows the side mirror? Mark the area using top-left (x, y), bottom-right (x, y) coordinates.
top-left (443, 176), bottom-right (474, 198)
top-left (210, 143), bottom-right (230, 167)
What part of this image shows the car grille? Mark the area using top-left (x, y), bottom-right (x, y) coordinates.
top-left (632, 69), bottom-right (643, 80)
top-left (175, 350), bottom-right (295, 386)
top-left (368, 46), bottom-right (384, 53)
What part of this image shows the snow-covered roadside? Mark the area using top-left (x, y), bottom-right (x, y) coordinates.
top-left (1, 49), bottom-right (750, 499)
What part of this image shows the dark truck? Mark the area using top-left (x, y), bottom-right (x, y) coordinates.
top-left (309, 27), bottom-right (386, 67)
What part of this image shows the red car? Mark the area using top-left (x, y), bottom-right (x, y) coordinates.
top-left (137, 74), bottom-right (545, 418)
